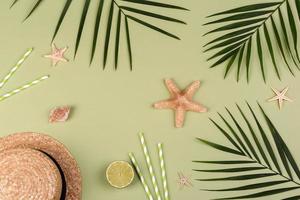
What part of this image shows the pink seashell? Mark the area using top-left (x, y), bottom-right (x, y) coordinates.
top-left (49, 106), bottom-right (71, 123)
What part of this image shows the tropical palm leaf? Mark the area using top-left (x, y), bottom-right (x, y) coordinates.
top-left (193, 102), bottom-right (300, 199)
top-left (10, 0), bottom-right (188, 69)
top-left (204, 0), bottom-right (300, 82)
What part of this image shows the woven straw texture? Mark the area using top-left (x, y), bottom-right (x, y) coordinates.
top-left (0, 148), bottom-right (62, 200)
top-left (0, 132), bottom-right (82, 200)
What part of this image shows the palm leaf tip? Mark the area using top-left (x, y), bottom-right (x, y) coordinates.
top-left (201, 180), bottom-right (289, 192)
top-left (197, 138), bottom-right (243, 156)
top-left (23, 0), bottom-right (45, 21)
top-left (204, 1), bottom-right (300, 82)
top-left (10, 0), bottom-right (19, 8)
top-left (193, 166), bottom-right (264, 173)
top-left (197, 173), bottom-right (276, 182)
top-left (206, 2), bottom-right (281, 18)
top-left (193, 160), bottom-right (255, 164)
top-left (90, 0), bottom-right (104, 64)
top-left (103, 1), bottom-right (114, 68)
top-left (51, 0), bottom-right (73, 42)
top-left (74, 0), bottom-right (91, 58)
top-left (114, 10), bottom-right (122, 69)
top-left (122, 0), bottom-right (189, 11)
top-left (124, 16), bottom-right (133, 70)
top-left (213, 187), bottom-right (300, 200)
top-left (283, 195), bottom-right (300, 200)
top-left (128, 15), bottom-right (181, 40)
top-left (195, 103), bottom-right (300, 199)
top-left (120, 6), bottom-right (186, 24)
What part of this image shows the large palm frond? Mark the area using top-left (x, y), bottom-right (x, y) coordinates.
top-left (10, 0), bottom-right (188, 69)
top-left (193, 102), bottom-right (300, 199)
top-left (204, 0), bottom-right (300, 82)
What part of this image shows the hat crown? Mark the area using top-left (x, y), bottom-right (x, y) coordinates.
top-left (0, 148), bottom-right (62, 200)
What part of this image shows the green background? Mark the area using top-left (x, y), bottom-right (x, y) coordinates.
top-left (0, 0), bottom-right (300, 199)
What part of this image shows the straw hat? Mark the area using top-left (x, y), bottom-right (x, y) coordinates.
top-left (0, 132), bottom-right (82, 200)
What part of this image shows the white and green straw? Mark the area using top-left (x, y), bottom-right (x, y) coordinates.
top-left (158, 143), bottom-right (169, 200)
top-left (129, 153), bottom-right (154, 200)
top-left (0, 75), bottom-right (49, 102)
top-left (0, 48), bottom-right (33, 89)
top-left (139, 132), bottom-right (162, 200)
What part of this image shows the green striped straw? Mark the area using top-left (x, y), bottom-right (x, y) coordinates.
top-left (158, 143), bottom-right (169, 200)
top-left (129, 153), bottom-right (154, 200)
top-left (139, 132), bottom-right (162, 200)
top-left (0, 75), bottom-right (49, 102)
top-left (0, 48), bottom-right (33, 90)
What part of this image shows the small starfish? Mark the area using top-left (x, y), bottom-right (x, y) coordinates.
top-left (153, 79), bottom-right (207, 128)
top-left (268, 86), bottom-right (293, 110)
top-left (177, 172), bottom-right (193, 190)
top-left (44, 43), bottom-right (68, 66)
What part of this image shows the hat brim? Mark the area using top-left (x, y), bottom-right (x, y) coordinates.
top-left (0, 132), bottom-right (82, 200)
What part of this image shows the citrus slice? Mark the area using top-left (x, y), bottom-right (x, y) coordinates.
top-left (106, 161), bottom-right (134, 188)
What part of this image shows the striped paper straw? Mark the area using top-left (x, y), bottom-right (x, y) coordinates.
top-left (0, 48), bottom-right (33, 89)
top-left (129, 153), bottom-right (154, 200)
top-left (0, 75), bottom-right (49, 102)
top-left (139, 132), bottom-right (162, 200)
top-left (158, 143), bottom-right (169, 200)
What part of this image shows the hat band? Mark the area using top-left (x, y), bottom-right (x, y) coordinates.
top-left (39, 150), bottom-right (67, 200)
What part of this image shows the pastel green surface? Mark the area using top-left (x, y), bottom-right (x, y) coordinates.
top-left (0, 0), bottom-right (300, 199)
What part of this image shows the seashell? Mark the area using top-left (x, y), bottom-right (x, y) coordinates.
top-left (49, 106), bottom-right (71, 123)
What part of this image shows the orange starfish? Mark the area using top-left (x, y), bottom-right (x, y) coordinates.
top-left (154, 79), bottom-right (207, 128)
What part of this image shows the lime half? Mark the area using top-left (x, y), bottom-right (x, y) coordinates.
top-left (106, 161), bottom-right (134, 188)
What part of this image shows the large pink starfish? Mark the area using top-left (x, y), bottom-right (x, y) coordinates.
top-left (44, 43), bottom-right (68, 66)
top-left (154, 79), bottom-right (207, 128)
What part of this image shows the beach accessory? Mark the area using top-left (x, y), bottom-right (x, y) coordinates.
top-left (106, 161), bottom-right (134, 188)
top-left (139, 133), bottom-right (162, 200)
top-left (154, 79), bottom-right (207, 128)
top-left (129, 153), bottom-right (154, 200)
top-left (158, 143), bottom-right (169, 200)
top-left (44, 43), bottom-right (68, 66)
top-left (129, 133), bottom-right (171, 200)
top-left (0, 75), bottom-right (49, 102)
top-left (0, 48), bottom-right (49, 102)
top-left (0, 148), bottom-right (62, 200)
top-left (0, 48), bottom-right (33, 89)
top-left (49, 106), bottom-right (71, 123)
top-left (0, 132), bottom-right (82, 200)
